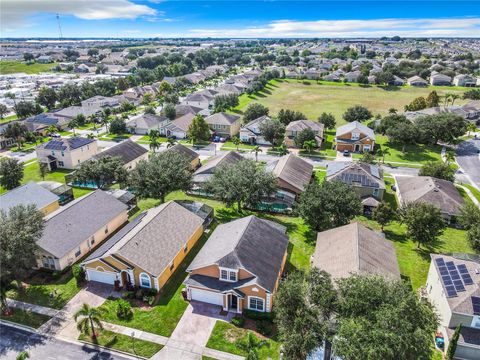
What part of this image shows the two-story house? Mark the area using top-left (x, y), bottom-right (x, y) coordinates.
top-left (426, 254), bottom-right (480, 360)
top-left (36, 137), bottom-right (98, 170)
top-left (184, 215), bottom-right (289, 313)
top-left (205, 112), bottom-right (241, 138)
top-left (284, 120), bottom-right (324, 148)
top-left (239, 116), bottom-right (272, 145)
top-left (335, 121), bottom-right (376, 153)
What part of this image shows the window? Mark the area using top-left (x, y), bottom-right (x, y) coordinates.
top-left (61, 151), bottom-right (64, 157)
top-left (51, 151), bottom-right (55, 156)
top-left (373, 188), bottom-right (379, 197)
top-left (229, 272), bottom-right (237, 281)
top-left (90, 237), bottom-right (95, 245)
top-left (58, 161), bottom-right (64, 167)
top-left (170, 262), bottom-right (175, 272)
top-left (75, 247), bottom-right (81, 257)
top-left (104, 225), bottom-right (109, 234)
top-left (183, 245), bottom-right (188, 253)
top-left (351, 132), bottom-right (360, 140)
top-left (249, 297), bottom-right (265, 312)
top-left (140, 273), bottom-right (151, 288)
top-left (42, 256), bottom-right (49, 268)
top-left (221, 269), bottom-right (229, 280)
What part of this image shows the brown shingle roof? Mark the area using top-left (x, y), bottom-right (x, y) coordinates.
top-left (270, 154), bottom-right (313, 193)
top-left (312, 222), bottom-right (400, 280)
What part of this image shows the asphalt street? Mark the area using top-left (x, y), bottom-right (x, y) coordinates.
top-left (456, 137), bottom-right (480, 188)
top-left (0, 323), bottom-right (131, 360)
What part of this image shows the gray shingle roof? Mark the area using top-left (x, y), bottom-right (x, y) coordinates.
top-left (93, 139), bottom-right (147, 165)
top-left (286, 119), bottom-right (324, 134)
top-left (167, 143), bottom-right (199, 162)
top-left (127, 114), bottom-right (165, 130)
top-left (397, 176), bottom-right (465, 216)
top-left (326, 162), bottom-right (385, 189)
top-left (0, 182), bottom-right (59, 213)
top-left (116, 201), bottom-right (205, 276)
top-left (193, 151), bottom-right (244, 183)
top-left (312, 222), bottom-right (400, 280)
top-left (205, 112), bottom-right (240, 126)
top-left (187, 216), bottom-right (289, 292)
top-left (37, 190), bottom-right (128, 259)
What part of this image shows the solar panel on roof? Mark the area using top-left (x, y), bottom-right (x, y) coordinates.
top-left (436, 258), bottom-right (445, 266)
top-left (445, 285), bottom-right (457, 297)
top-left (446, 261), bottom-right (456, 269)
top-left (472, 297), bottom-right (480, 315)
top-left (461, 273), bottom-right (474, 285)
top-left (457, 264), bottom-right (469, 274)
top-left (439, 267), bottom-right (449, 276)
top-left (443, 278), bottom-right (453, 285)
top-left (453, 280), bottom-right (466, 292)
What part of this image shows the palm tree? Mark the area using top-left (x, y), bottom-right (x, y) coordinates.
top-left (166, 137), bottom-right (177, 148)
top-left (467, 122), bottom-right (477, 136)
top-left (278, 143), bottom-right (289, 156)
top-left (450, 94), bottom-right (460, 106)
top-left (46, 125), bottom-right (58, 136)
top-left (148, 130), bottom-right (161, 153)
top-left (443, 93), bottom-right (452, 108)
top-left (232, 137), bottom-right (241, 151)
top-left (444, 150), bottom-right (455, 164)
top-left (38, 162), bottom-right (49, 180)
top-left (251, 145), bottom-right (262, 162)
top-left (74, 303), bottom-right (103, 340)
top-left (302, 140), bottom-right (316, 154)
top-left (68, 119), bottom-right (78, 136)
top-left (381, 147), bottom-right (391, 164)
top-left (16, 351), bottom-right (29, 360)
top-left (236, 332), bottom-right (267, 360)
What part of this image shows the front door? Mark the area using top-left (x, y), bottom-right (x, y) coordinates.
top-left (230, 295), bottom-right (238, 310)
top-left (354, 144), bottom-right (360, 152)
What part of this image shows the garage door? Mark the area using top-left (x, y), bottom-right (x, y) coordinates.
top-left (86, 269), bottom-right (117, 285)
top-left (190, 288), bottom-right (224, 306)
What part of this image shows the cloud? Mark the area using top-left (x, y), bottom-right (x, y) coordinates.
top-left (1, 0), bottom-right (157, 31)
top-left (184, 17), bottom-right (480, 38)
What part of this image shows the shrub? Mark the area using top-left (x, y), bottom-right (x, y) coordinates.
top-left (231, 316), bottom-right (245, 328)
top-left (122, 291), bottom-right (135, 299)
top-left (72, 264), bottom-right (85, 285)
top-left (244, 309), bottom-right (273, 321)
top-left (116, 299), bottom-right (133, 320)
top-left (52, 271), bottom-right (61, 280)
top-left (256, 319), bottom-right (273, 336)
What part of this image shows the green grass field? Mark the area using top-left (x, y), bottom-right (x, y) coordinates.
top-left (0, 308), bottom-right (51, 329)
top-left (235, 79), bottom-right (466, 125)
top-left (0, 61), bottom-right (56, 75)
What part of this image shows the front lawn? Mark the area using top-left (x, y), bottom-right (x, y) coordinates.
top-left (0, 308), bottom-right (51, 328)
top-left (6, 269), bottom-right (81, 309)
top-left (375, 135), bottom-right (442, 166)
top-left (207, 321), bottom-right (281, 360)
top-left (221, 141), bottom-right (257, 150)
top-left (78, 329), bottom-right (163, 358)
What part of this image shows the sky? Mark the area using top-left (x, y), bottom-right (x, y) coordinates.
top-left (1, 0), bottom-right (480, 39)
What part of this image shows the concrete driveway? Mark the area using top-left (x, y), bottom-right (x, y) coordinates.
top-left (457, 138), bottom-right (480, 188)
top-left (62, 282), bottom-right (118, 314)
top-left (170, 301), bottom-right (234, 347)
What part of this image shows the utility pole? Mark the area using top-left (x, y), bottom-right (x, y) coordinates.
top-left (56, 13), bottom-right (63, 40)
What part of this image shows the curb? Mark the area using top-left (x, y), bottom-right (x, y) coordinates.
top-left (0, 319), bottom-right (38, 333)
top-left (77, 338), bottom-right (148, 360)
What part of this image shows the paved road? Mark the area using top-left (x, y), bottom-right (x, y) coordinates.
top-left (0, 323), bottom-right (131, 360)
top-left (456, 138), bottom-right (480, 188)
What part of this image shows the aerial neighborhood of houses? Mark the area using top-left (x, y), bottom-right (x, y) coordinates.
top-left (1, 35), bottom-right (480, 360)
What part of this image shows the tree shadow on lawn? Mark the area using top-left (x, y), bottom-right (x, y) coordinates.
top-left (378, 85), bottom-right (402, 92)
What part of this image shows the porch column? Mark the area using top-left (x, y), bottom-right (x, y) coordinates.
top-left (237, 297), bottom-right (241, 313)
top-left (223, 294), bottom-right (228, 311)
top-left (127, 269), bottom-right (135, 286)
top-left (153, 277), bottom-right (159, 291)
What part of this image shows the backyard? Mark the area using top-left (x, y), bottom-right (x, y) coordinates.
top-left (233, 79), bottom-right (466, 126)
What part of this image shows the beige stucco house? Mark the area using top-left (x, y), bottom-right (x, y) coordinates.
top-left (36, 137), bottom-right (98, 170)
top-left (36, 190), bottom-right (128, 271)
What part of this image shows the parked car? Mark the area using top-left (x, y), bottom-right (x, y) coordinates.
top-left (343, 150), bottom-right (350, 157)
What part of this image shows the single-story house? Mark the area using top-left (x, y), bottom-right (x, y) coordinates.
top-left (185, 215), bottom-right (289, 313)
top-left (239, 116), bottom-right (272, 145)
top-left (159, 113), bottom-right (196, 139)
top-left (192, 151), bottom-right (244, 187)
top-left (38, 181), bottom-right (74, 206)
top-left (430, 73), bottom-right (452, 86)
top-left (82, 201), bottom-right (213, 290)
top-left (284, 120), bottom-right (324, 148)
top-left (0, 181), bottom-right (60, 216)
top-left (36, 137), bottom-right (98, 170)
top-left (453, 74), bottom-right (477, 87)
top-left (126, 114), bottom-right (167, 135)
top-left (36, 190), bottom-right (129, 271)
top-left (205, 112), bottom-right (241, 138)
top-left (426, 254), bottom-right (480, 360)
top-left (407, 76), bottom-right (428, 87)
top-left (167, 143), bottom-right (200, 169)
top-left (93, 139), bottom-right (148, 171)
top-left (312, 222), bottom-right (400, 280)
top-left (396, 176), bottom-right (465, 223)
top-left (335, 121), bottom-right (376, 153)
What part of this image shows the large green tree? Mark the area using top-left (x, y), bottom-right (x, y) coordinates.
top-left (36, 87), bottom-right (57, 110)
top-left (419, 161), bottom-right (456, 182)
top-left (318, 113), bottom-right (336, 130)
top-left (400, 202), bottom-right (446, 248)
top-left (207, 159), bottom-right (276, 211)
top-left (3, 122), bottom-right (28, 150)
top-left (243, 103), bottom-right (269, 123)
top-left (0, 158), bottom-right (24, 190)
top-left (342, 105), bottom-right (372, 122)
top-left (73, 156), bottom-right (127, 189)
top-left (296, 181), bottom-right (362, 231)
top-left (129, 151), bottom-right (192, 203)
top-left (334, 275), bottom-right (438, 360)
top-left (187, 115), bottom-right (211, 144)
top-left (277, 109), bottom-right (306, 125)
top-left (258, 119), bottom-right (285, 146)
top-left (0, 205), bottom-right (44, 310)
top-left (294, 128), bottom-right (316, 148)
top-left (459, 203), bottom-right (480, 251)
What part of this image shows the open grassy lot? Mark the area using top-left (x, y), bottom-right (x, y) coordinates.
top-left (6, 269), bottom-right (81, 309)
top-left (79, 329), bottom-right (163, 358)
top-left (235, 79), bottom-right (466, 125)
top-left (207, 321), bottom-right (281, 360)
top-left (0, 308), bottom-right (51, 328)
top-left (0, 61), bottom-right (56, 75)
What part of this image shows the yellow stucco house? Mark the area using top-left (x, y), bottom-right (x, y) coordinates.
top-left (0, 181), bottom-right (60, 216)
top-left (81, 201), bottom-right (213, 291)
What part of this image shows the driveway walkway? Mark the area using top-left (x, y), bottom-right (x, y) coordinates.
top-left (170, 301), bottom-right (234, 347)
top-left (62, 282), bottom-right (118, 314)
